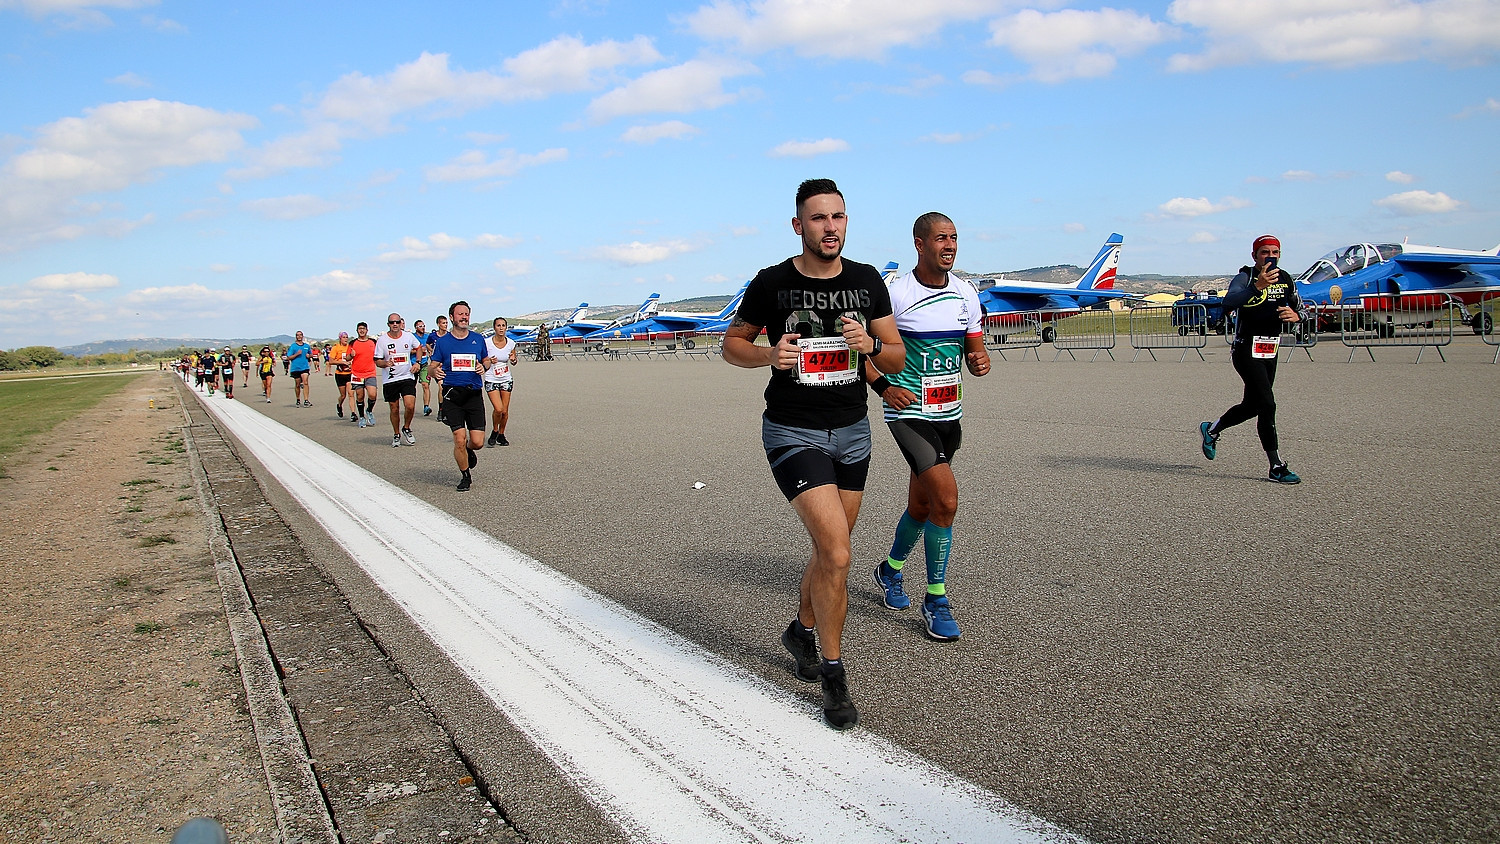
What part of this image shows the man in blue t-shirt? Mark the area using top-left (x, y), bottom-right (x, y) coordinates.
top-left (428, 301), bottom-right (494, 491)
top-left (286, 331), bottom-right (313, 407)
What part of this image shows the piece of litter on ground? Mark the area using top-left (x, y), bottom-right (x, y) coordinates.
top-left (692, 482), bottom-right (706, 490)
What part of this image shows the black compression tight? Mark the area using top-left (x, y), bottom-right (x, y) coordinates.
top-left (1215, 345), bottom-right (1279, 453)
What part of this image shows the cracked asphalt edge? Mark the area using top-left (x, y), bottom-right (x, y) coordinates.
top-left (178, 395), bottom-right (342, 844)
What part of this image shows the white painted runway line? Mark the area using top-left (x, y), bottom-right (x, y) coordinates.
top-left (199, 394), bottom-right (1084, 844)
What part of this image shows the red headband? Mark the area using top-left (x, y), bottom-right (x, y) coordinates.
top-left (1253, 234), bottom-right (1280, 252)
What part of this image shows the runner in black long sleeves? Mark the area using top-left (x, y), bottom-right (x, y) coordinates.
top-left (1199, 234), bottom-right (1303, 484)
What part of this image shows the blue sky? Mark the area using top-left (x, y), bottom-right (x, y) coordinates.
top-left (1, 0), bottom-right (1496, 348)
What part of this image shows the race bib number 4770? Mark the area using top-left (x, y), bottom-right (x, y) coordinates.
top-left (796, 336), bottom-right (858, 386)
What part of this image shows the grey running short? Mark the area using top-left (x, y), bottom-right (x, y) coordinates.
top-left (761, 417), bottom-right (871, 501)
top-left (887, 418), bottom-right (962, 476)
top-left (484, 380), bottom-right (514, 393)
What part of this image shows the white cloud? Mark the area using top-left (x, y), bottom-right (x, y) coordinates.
top-left (622, 121), bottom-right (701, 144)
top-left (0, 0), bottom-right (156, 23)
top-left (26, 271), bottom-right (119, 291)
top-left (1167, 0), bottom-right (1500, 71)
top-left (138, 13), bottom-right (183, 33)
top-left (988, 8), bottom-right (1177, 82)
top-left (769, 137), bottom-right (849, 158)
top-left (240, 193), bottom-right (339, 221)
top-left (1188, 231), bottom-right (1218, 244)
top-left (379, 232), bottom-right (521, 262)
top-left (590, 239), bottom-right (700, 266)
top-left (1386, 170), bottom-right (1417, 183)
top-left (7, 99), bottom-right (255, 193)
top-left (1456, 97), bottom-right (1500, 118)
top-left (209, 263), bottom-right (232, 273)
top-left (1374, 189), bottom-right (1461, 214)
top-left (379, 235), bottom-right (452, 263)
top-left (423, 147), bottom-right (568, 183)
top-left (1063, 222), bottom-right (1086, 234)
top-left (472, 233), bottom-right (521, 248)
top-left (1281, 170), bottom-right (1317, 182)
top-left (237, 38), bottom-right (658, 178)
top-left (921, 132), bottom-right (969, 144)
top-left (495, 259), bottom-right (534, 276)
top-left (106, 71), bottom-right (149, 87)
top-left (684, 0), bottom-right (1007, 58)
top-left (587, 58), bottom-right (756, 123)
top-left (1157, 195), bottom-right (1252, 217)
top-left (0, 99), bottom-right (256, 252)
top-left (501, 34), bottom-right (661, 99)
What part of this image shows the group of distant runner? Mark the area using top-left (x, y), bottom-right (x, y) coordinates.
top-left (175, 303), bottom-right (520, 492)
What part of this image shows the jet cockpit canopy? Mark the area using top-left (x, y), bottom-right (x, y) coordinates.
top-left (1295, 243), bottom-right (1404, 286)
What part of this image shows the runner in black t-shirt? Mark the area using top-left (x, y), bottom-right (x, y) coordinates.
top-left (1199, 234), bottom-right (1304, 484)
top-left (723, 178), bottom-right (904, 731)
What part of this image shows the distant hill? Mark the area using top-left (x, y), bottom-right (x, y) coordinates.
top-left (60, 335), bottom-right (298, 356)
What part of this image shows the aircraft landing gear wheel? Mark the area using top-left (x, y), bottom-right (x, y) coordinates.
top-left (1376, 321), bottom-right (1395, 338)
top-left (1197, 325), bottom-right (1207, 336)
top-left (1473, 312), bottom-right (1494, 335)
top-left (684, 339), bottom-right (696, 349)
top-left (1177, 326), bottom-right (1187, 336)
top-left (1041, 326), bottom-right (1056, 343)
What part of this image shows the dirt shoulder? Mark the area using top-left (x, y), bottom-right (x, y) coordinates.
top-left (0, 375), bottom-right (278, 840)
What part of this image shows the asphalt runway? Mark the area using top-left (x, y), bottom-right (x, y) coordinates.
top-left (220, 336), bottom-right (1500, 843)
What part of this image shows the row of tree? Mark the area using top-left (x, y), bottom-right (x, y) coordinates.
top-left (0, 346), bottom-right (160, 371)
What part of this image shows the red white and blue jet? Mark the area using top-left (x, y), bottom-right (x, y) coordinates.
top-left (970, 234), bottom-right (1131, 342)
top-left (1293, 239), bottom-right (1500, 334)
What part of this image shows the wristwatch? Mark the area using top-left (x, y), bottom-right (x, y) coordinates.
top-left (869, 335), bottom-right (883, 356)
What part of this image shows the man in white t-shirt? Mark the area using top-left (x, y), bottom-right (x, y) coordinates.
top-left (375, 312), bottom-right (424, 447)
top-left (484, 317), bottom-right (520, 446)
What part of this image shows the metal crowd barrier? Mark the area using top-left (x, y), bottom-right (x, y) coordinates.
top-left (982, 310), bottom-right (1044, 361)
top-left (1049, 309), bottom-right (1119, 361)
top-left (1129, 305), bottom-right (1209, 361)
top-left (1336, 292), bottom-right (1460, 363)
top-left (1478, 292), bottom-right (1500, 364)
top-left (1283, 307), bottom-right (1318, 362)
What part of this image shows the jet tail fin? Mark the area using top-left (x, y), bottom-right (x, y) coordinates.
top-left (1075, 234), bottom-right (1124, 290)
top-left (718, 280), bottom-right (751, 320)
top-left (881, 261), bottom-right (900, 282)
top-left (636, 293), bottom-right (661, 320)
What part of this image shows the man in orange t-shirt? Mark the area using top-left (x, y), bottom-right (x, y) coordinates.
top-left (348, 322), bottom-right (379, 427)
top-left (329, 332), bottom-right (354, 419)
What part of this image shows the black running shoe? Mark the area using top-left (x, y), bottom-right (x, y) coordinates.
top-left (456, 473), bottom-right (472, 492)
top-left (466, 448), bottom-right (478, 469)
top-left (820, 666), bottom-right (858, 731)
top-left (337, 405), bottom-right (344, 418)
top-left (486, 430), bottom-right (498, 447)
top-left (1269, 463), bottom-right (1302, 484)
top-left (496, 433), bottom-right (509, 446)
top-left (780, 620), bottom-right (820, 683)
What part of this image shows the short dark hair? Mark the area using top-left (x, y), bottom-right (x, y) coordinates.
top-left (448, 300), bottom-right (469, 317)
top-left (913, 212), bottom-right (953, 240)
top-left (356, 321), bottom-right (368, 329)
top-left (796, 178), bottom-right (842, 213)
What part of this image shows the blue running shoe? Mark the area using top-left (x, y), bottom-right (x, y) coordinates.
top-left (1269, 463), bottom-right (1301, 484)
top-left (873, 562), bottom-right (910, 610)
top-left (921, 595), bottom-right (961, 641)
top-left (1199, 421), bottom-right (1218, 460)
